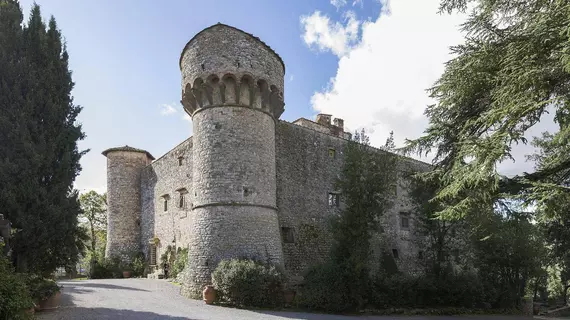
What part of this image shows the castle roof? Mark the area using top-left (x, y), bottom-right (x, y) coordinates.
top-left (179, 22), bottom-right (286, 73)
top-left (102, 145), bottom-right (155, 160)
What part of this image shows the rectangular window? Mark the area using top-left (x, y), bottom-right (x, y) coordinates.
top-left (281, 227), bottom-right (295, 244)
top-left (149, 244), bottom-right (157, 266)
top-left (400, 212), bottom-right (410, 230)
top-left (178, 157), bottom-right (184, 166)
top-left (392, 249), bottom-right (399, 260)
top-left (418, 251), bottom-right (424, 260)
top-left (328, 193), bottom-right (339, 207)
top-left (177, 188), bottom-right (188, 209)
top-left (164, 199), bottom-right (168, 212)
top-left (328, 148), bottom-right (336, 159)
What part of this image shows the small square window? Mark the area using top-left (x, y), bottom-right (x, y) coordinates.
top-left (392, 249), bottom-right (399, 260)
top-left (281, 227), bottom-right (295, 243)
top-left (328, 148), bottom-right (336, 159)
top-left (328, 193), bottom-right (339, 207)
top-left (178, 157), bottom-right (184, 166)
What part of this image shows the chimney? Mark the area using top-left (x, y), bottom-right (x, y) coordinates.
top-left (316, 114), bottom-right (332, 126)
top-left (333, 118), bottom-right (344, 131)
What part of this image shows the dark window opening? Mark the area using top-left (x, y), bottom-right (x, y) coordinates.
top-left (392, 249), bottom-right (399, 260)
top-left (164, 199), bottom-right (168, 212)
top-left (179, 194), bottom-right (186, 209)
top-left (418, 251), bottom-right (424, 260)
top-left (178, 157), bottom-right (184, 166)
top-left (281, 227), bottom-right (295, 244)
top-left (400, 213), bottom-right (410, 230)
top-left (328, 193), bottom-right (339, 207)
top-left (328, 148), bottom-right (336, 159)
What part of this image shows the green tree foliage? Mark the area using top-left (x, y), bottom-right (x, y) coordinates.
top-left (0, 1), bottom-right (87, 274)
top-left (471, 210), bottom-right (546, 307)
top-left (403, 0), bottom-right (570, 219)
top-left (408, 174), bottom-right (464, 277)
top-left (299, 130), bottom-right (398, 312)
top-left (211, 259), bottom-right (284, 308)
top-left (79, 191), bottom-right (107, 258)
top-left (0, 244), bottom-right (34, 320)
top-left (330, 129), bottom-right (398, 309)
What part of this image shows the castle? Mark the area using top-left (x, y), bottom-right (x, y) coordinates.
top-left (102, 23), bottom-right (430, 296)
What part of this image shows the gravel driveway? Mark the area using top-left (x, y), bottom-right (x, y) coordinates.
top-left (37, 279), bottom-right (532, 320)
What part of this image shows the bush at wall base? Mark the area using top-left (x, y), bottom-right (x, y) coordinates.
top-left (211, 259), bottom-right (284, 308)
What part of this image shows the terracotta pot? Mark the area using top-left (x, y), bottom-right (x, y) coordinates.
top-left (203, 285), bottom-right (216, 304)
top-left (284, 289), bottom-right (296, 305)
top-left (39, 291), bottom-right (61, 310)
top-left (122, 271), bottom-right (131, 278)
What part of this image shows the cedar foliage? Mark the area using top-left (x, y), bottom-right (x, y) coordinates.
top-left (403, 0), bottom-right (570, 219)
top-left (0, 0), bottom-right (87, 274)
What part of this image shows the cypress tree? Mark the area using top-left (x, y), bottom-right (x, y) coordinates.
top-left (0, 2), bottom-right (87, 274)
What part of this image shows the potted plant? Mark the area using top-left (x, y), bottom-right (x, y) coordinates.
top-left (120, 261), bottom-right (132, 278)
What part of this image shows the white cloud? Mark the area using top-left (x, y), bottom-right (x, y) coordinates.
top-left (289, 75), bottom-right (295, 82)
top-left (301, 0), bottom-right (556, 176)
top-left (331, 0), bottom-right (347, 9)
top-left (300, 10), bottom-right (360, 57)
top-left (160, 103), bottom-right (178, 115)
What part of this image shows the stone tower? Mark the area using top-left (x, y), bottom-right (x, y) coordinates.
top-left (102, 146), bottom-right (154, 261)
top-left (180, 23), bottom-right (286, 296)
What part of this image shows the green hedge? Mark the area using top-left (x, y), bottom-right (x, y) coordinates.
top-left (0, 255), bottom-right (34, 320)
top-left (373, 273), bottom-right (486, 309)
top-left (296, 262), bottom-right (355, 313)
top-left (211, 259), bottom-right (284, 308)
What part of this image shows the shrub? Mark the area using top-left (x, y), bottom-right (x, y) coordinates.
top-left (170, 247), bottom-right (188, 279)
top-left (372, 272), bottom-right (486, 309)
top-left (0, 255), bottom-right (34, 319)
top-left (211, 259), bottom-right (284, 308)
top-left (296, 262), bottom-right (354, 313)
top-left (90, 257), bottom-right (122, 279)
top-left (130, 252), bottom-right (147, 277)
top-left (23, 274), bottom-right (61, 302)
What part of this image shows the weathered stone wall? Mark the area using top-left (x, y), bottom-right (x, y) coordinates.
top-left (276, 120), bottom-right (431, 282)
top-left (104, 149), bottom-right (153, 261)
top-left (183, 106), bottom-right (283, 297)
top-left (179, 23), bottom-right (285, 297)
top-left (140, 138), bottom-right (193, 266)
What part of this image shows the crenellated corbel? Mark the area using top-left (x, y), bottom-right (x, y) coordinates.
top-left (182, 73), bottom-right (284, 119)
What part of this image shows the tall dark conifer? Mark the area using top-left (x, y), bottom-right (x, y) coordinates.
top-left (0, 2), bottom-right (86, 274)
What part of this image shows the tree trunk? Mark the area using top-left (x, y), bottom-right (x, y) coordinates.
top-left (90, 220), bottom-right (96, 253)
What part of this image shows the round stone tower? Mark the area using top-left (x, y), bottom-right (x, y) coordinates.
top-left (180, 23), bottom-right (285, 296)
top-left (102, 146), bottom-right (154, 261)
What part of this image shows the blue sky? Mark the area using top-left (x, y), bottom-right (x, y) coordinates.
top-left (20, 0), bottom-right (550, 193)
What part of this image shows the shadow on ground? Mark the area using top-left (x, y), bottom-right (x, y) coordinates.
top-left (60, 281), bottom-right (149, 292)
top-left (38, 307), bottom-right (197, 320)
top-left (252, 310), bottom-right (535, 320)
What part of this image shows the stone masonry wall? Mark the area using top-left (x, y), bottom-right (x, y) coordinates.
top-left (140, 138), bottom-right (193, 267)
top-left (276, 120), bottom-right (431, 282)
top-left (182, 106), bottom-right (283, 297)
top-left (105, 150), bottom-right (152, 261)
